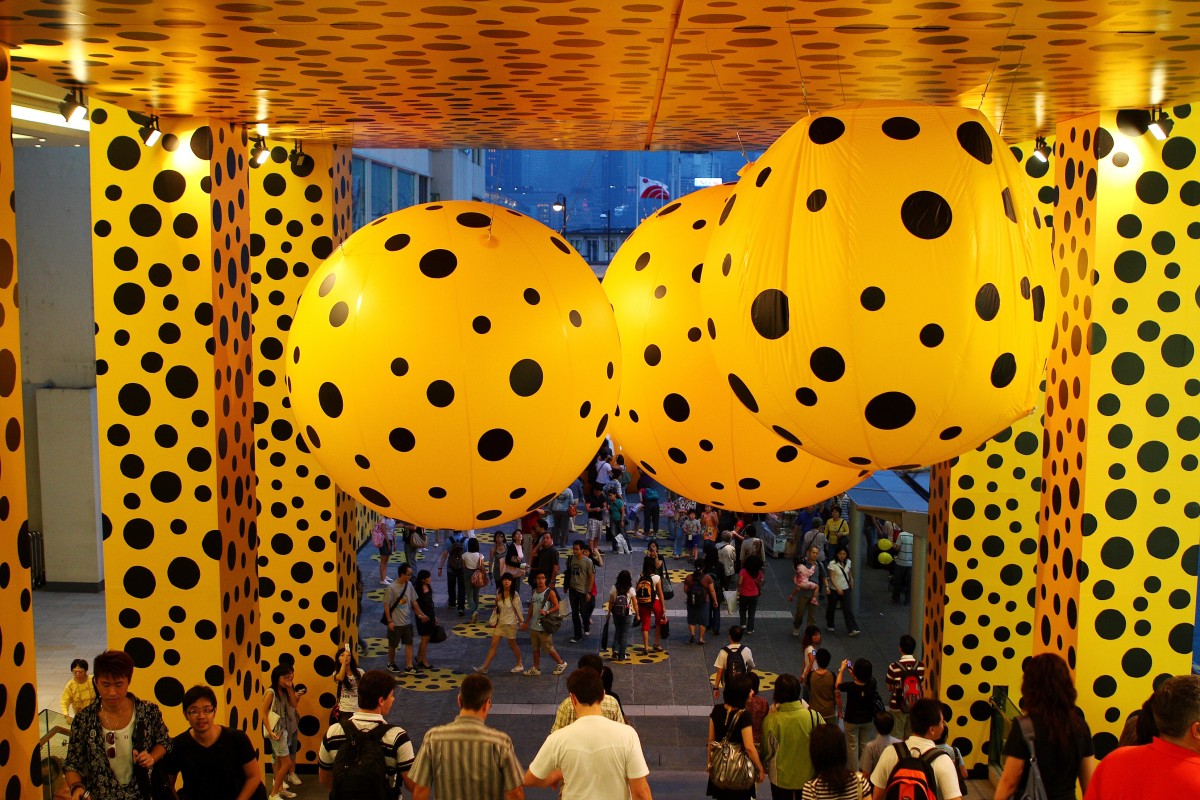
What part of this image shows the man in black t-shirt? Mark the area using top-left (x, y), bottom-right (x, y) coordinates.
top-left (163, 685), bottom-right (267, 800)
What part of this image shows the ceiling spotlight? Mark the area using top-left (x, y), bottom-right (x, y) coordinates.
top-left (251, 136), bottom-right (270, 166)
top-left (1149, 107), bottom-right (1174, 140)
top-left (58, 87), bottom-right (87, 124)
top-left (138, 115), bottom-right (161, 147)
top-left (289, 141), bottom-right (314, 171)
top-left (1032, 136), bottom-right (1052, 163)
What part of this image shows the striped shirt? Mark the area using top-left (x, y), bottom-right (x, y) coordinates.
top-left (317, 712), bottom-right (415, 789)
top-left (894, 531), bottom-right (914, 567)
top-left (550, 694), bottom-right (626, 732)
top-left (802, 771), bottom-right (871, 799)
top-left (408, 715), bottom-right (523, 800)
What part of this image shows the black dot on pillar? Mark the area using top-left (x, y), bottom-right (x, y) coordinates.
top-left (456, 211), bottom-right (491, 228)
top-left (900, 191), bottom-right (953, 239)
top-left (359, 486), bottom-right (391, 507)
top-left (975, 283), bottom-right (1000, 321)
top-left (114, 283), bottom-right (146, 315)
top-left (727, 373), bottom-right (759, 413)
top-left (865, 391), bottom-right (917, 430)
top-left (920, 324), bottom-right (945, 347)
top-left (389, 427), bottom-right (416, 452)
top-left (956, 120), bottom-right (994, 164)
top-left (318, 382), bottom-right (343, 417)
top-left (663, 393), bottom-right (690, 422)
top-left (385, 233), bottom-right (410, 251)
top-left (153, 170), bottom-right (186, 203)
top-left (478, 428), bottom-right (515, 461)
top-left (427, 380), bottom-right (454, 407)
top-left (329, 301), bottom-right (349, 327)
top-left (167, 557), bottom-right (200, 590)
top-left (810, 347), bottom-right (846, 382)
top-left (118, 383), bottom-right (152, 415)
top-left (107, 137), bottom-right (142, 170)
top-left (472, 315), bottom-right (491, 333)
top-left (509, 359), bottom-right (543, 397)
top-left (644, 345), bottom-right (661, 366)
top-left (668, 447), bottom-right (687, 464)
top-left (751, 289), bottom-right (790, 339)
top-left (860, 287), bottom-right (885, 311)
top-left (150, 472), bottom-right (182, 503)
top-left (130, 204), bottom-right (163, 237)
top-left (991, 353), bottom-right (1017, 388)
top-left (420, 249), bottom-right (457, 278)
top-left (809, 116), bottom-right (845, 144)
top-left (262, 173), bottom-right (286, 197)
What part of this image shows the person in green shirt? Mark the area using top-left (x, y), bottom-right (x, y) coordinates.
top-left (762, 673), bottom-right (825, 799)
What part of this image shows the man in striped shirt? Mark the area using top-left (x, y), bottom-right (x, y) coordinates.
top-left (550, 654), bottom-right (626, 732)
top-left (409, 674), bottom-right (524, 800)
top-left (318, 670), bottom-right (416, 797)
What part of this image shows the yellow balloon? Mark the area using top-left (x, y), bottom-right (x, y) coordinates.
top-left (877, 537), bottom-right (893, 551)
top-left (287, 201), bottom-right (621, 529)
top-left (702, 101), bottom-right (1054, 470)
top-left (604, 184), bottom-right (867, 512)
top-left (878, 551), bottom-right (895, 566)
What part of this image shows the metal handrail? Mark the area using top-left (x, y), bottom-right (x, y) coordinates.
top-left (37, 725), bottom-right (71, 749)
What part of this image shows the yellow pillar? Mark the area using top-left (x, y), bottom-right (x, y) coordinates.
top-left (91, 105), bottom-right (261, 734)
top-left (0, 47), bottom-right (38, 798)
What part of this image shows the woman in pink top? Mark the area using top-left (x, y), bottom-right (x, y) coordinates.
top-left (737, 554), bottom-right (765, 633)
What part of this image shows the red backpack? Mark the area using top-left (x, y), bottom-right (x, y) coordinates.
top-left (882, 743), bottom-right (949, 800)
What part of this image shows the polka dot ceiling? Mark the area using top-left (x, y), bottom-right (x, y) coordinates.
top-left (4, 1), bottom-right (1200, 148)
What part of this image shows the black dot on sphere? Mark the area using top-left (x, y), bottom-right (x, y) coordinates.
top-left (1112, 352), bottom-right (1145, 385)
top-left (456, 211), bottom-right (491, 228)
top-left (1137, 440), bottom-right (1170, 472)
top-left (754, 166), bottom-right (771, 187)
top-left (607, 361), bottom-right (615, 379)
top-left (633, 252), bottom-right (652, 271)
top-left (738, 477), bottom-right (761, 490)
top-left (1032, 286), bottom-right (1046, 321)
top-left (477, 509), bottom-right (503, 522)
top-left (865, 391), bottom-right (916, 430)
top-left (776, 445), bottom-right (798, 463)
top-left (113, 283), bottom-right (146, 315)
top-left (318, 382), bottom-right (343, 418)
top-left (385, 233), bottom-right (410, 251)
top-left (524, 288), bottom-right (540, 305)
top-left (129, 204), bottom-right (163, 237)
top-left (123, 565), bottom-right (156, 599)
top-left (389, 427), bottom-right (416, 452)
top-left (727, 373), bottom-right (759, 413)
top-left (107, 136), bottom-right (141, 170)
top-left (1136, 171), bottom-right (1169, 204)
top-left (990, 353), bottom-right (1017, 388)
top-left (939, 426), bottom-right (962, 440)
top-left (359, 485), bottom-right (391, 508)
top-left (750, 288), bottom-right (790, 340)
top-left (550, 236), bottom-right (571, 254)
top-left (595, 413), bottom-right (609, 437)
top-left (1105, 489), bottom-right (1138, 521)
top-left (806, 189), bottom-right (827, 212)
top-left (795, 387), bottom-right (817, 407)
top-left (1163, 333), bottom-right (1194, 368)
top-left (772, 426), bottom-right (802, 446)
top-left (428, 486), bottom-right (447, 499)
top-left (569, 310), bottom-right (582, 327)
top-left (956, 120), bottom-right (993, 164)
top-left (391, 357), bottom-right (409, 376)
top-left (809, 116), bottom-right (845, 144)
top-left (579, 400), bottom-right (591, 418)
top-left (509, 358), bottom-right (544, 397)
top-left (900, 191), bottom-right (953, 239)
top-left (167, 557), bottom-right (200, 590)
top-left (882, 116), bottom-right (920, 140)
top-left (328, 300), bottom-right (349, 327)
top-left (719, 194), bottom-right (736, 225)
top-left (1121, 648), bottom-right (1153, 678)
top-left (663, 393), bottom-right (691, 422)
top-left (123, 518), bottom-right (153, 550)
top-left (150, 472), bottom-right (182, 503)
top-left (118, 383), bottom-right (152, 416)
top-left (478, 428), bottom-right (515, 461)
top-left (860, 286), bottom-right (885, 311)
top-left (471, 315), bottom-right (491, 334)
top-left (687, 327), bottom-right (702, 342)
top-left (654, 285), bottom-right (667, 299)
top-left (419, 248), bottom-right (457, 279)
top-left (427, 380), bottom-right (454, 407)
top-left (810, 347), bottom-right (846, 382)
top-left (667, 447), bottom-right (687, 464)
top-left (643, 345), bottom-right (661, 366)
top-left (975, 283), bottom-right (1000, 321)
top-left (152, 169), bottom-right (186, 203)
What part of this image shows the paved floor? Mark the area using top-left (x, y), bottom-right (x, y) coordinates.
top-left (32, 526), bottom-right (953, 799)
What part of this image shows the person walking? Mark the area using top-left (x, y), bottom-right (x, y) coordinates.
top-left (317, 670), bottom-right (415, 798)
top-left (790, 547), bottom-right (827, 635)
top-left (409, 674), bottom-right (525, 800)
top-left (475, 573), bottom-right (526, 674)
top-left (635, 557), bottom-right (666, 654)
top-left (525, 569), bottom-right (568, 676)
top-left (606, 569), bottom-right (637, 662)
top-left (461, 538), bottom-right (487, 623)
top-left (684, 562), bottom-right (718, 645)
top-left (550, 485), bottom-right (575, 546)
top-left (835, 658), bottom-right (877, 772)
top-left (261, 663), bottom-right (306, 800)
top-left (803, 725), bottom-right (871, 799)
top-left (374, 518), bottom-right (395, 585)
top-left (891, 529), bottom-right (914, 605)
top-left (868, 699), bottom-right (961, 800)
top-left (163, 685), bottom-right (266, 800)
top-left (332, 643), bottom-right (364, 724)
top-left (737, 555), bottom-right (765, 633)
top-left (762, 673), bottom-right (823, 800)
top-left (61, 659), bottom-right (96, 719)
top-left (384, 563), bottom-right (427, 678)
top-left (712, 626), bottom-right (755, 700)
top-left (825, 548), bottom-right (860, 637)
top-left (885, 635), bottom-right (925, 739)
top-left (567, 540), bottom-right (595, 643)
top-left (706, 675), bottom-right (766, 800)
top-left (549, 655), bottom-right (627, 731)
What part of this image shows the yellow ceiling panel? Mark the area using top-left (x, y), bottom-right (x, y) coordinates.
top-left (1, 0), bottom-right (1198, 148)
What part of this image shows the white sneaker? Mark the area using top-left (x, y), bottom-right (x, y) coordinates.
top-left (286, 773), bottom-right (301, 786)
top-left (269, 794), bottom-right (285, 800)
top-left (510, 664), bottom-right (525, 673)
top-left (279, 790), bottom-right (296, 799)
top-left (380, 577), bottom-right (391, 585)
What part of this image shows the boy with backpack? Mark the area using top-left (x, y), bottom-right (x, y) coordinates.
top-left (869, 698), bottom-right (961, 800)
top-left (711, 625), bottom-right (755, 699)
top-left (318, 670), bottom-right (415, 800)
top-left (437, 530), bottom-right (468, 616)
top-left (683, 561), bottom-right (717, 645)
top-left (887, 634), bottom-right (926, 739)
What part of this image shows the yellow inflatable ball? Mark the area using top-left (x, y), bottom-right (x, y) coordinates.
top-left (877, 551), bottom-right (894, 566)
top-left (287, 201), bottom-right (621, 529)
top-left (701, 101), bottom-right (1054, 470)
top-left (877, 537), bottom-right (893, 551)
top-left (603, 184), bottom-right (867, 512)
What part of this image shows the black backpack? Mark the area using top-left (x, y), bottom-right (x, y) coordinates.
top-left (449, 538), bottom-right (464, 570)
top-left (330, 721), bottom-right (391, 800)
top-left (722, 645), bottom-right (748, 680)
top-left (687, 574), bottom-right (707, 607)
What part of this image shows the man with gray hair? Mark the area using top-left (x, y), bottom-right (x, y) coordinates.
top-left (1084, 674), bottom-right (1200, 798)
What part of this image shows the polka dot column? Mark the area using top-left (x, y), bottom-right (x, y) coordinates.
top-left (1038, 110), bottom-right (1200, 757)
top-left (0, 50), bottom-right (39, 799)
top-left (91, 105), bottom-right (261, 737)
top-left (250, 144), bottom-right (361, 764)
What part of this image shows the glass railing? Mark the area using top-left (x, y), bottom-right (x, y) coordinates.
top-left (990, 685), bottom-right (1021, 771)
top-left (37, 709), bottom-right (73, 800)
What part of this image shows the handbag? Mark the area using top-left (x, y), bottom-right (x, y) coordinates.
top-left (658, 617), bottom-right (670, 639)
top-left (724, 589), bottom-right (738, 616)
top-left (707, 709), bottom-right (757, 791)
top-left (660, 566), bottom-right (675, 600)
top-left (538, 590), bottom-right (565, 634)
top-left (471, 566), bottom-right (487, 588)
top-left (871, 679), bottom-right (887, 715)
top-left (600, 617), bottom-right (610, 650)
top-left (409, 529), bottom-right (428, 548)
top-left (430, 623), bottom-right (447, 644)
top-left (1016, 716), bottom-right (1049, 800)
top-left (568, 502), bottom-right (578, 517)
top-left (262, 708), bottom-right (281, 739)
top-left (486, 608), bottom-right (499, 628)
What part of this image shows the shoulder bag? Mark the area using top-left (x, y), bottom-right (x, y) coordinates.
top-left (539, 590), bottom-right (565, 634)
top-left (707, 709), bottom-right (757, 791)
top-left (409, 528), bottom-right (428, 548)
top-left (1016, 716), bottom-right (1049, 800)
top-left (659, 564), bottom-right (675, 600)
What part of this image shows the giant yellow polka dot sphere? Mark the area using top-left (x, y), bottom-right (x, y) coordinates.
top-left (286, 201), bottom-right (621, 529)
top-left (701, 101), bottom-right (1054, 470)
top-left (604, 184), bottom-right (867, 512)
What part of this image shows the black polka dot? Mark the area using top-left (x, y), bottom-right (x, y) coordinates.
top-left (687, 327), bottom-right (702, 342)
top-left (751, 289), bottom-right (789, 340)
top-left (427, 380), bottom-right (454, 407)
top-left (318, 273), bottom-right (336, 297)
top-left (806, 190), bottom-right (827, 212)
top-left (882, 116), bottom-right (920, 140)
top-left (667, 447), bottom-right (687, 464)
top-left (167, 557), bottom-right (200, 590)
top-left (698, 439), bottom-right (714, 451)
top-left (595, 413), bottom-right (609, 437)
top-left (920, 324), bottom-right (944, 347)
top-left (975, 283), bottom-right (1000, 321)
top-left (551, 236), bottom-right (571, 254)
top-left (644, 345), bottom-right (661, 366)
top-left (524, 288), bottom-right (540, 305)
top-left (654, 285), bottom-right (667, 299)
top-left (419, 249), bottom-right (457, 278)
top-left (738, 477), bottom-right (761, 490)
top-left (901, 191), bottom-right (953, 239)
top-left (456, 211), bottom-right (491, 228)
top-left (776, 446), bottom-right (798, 463)
top-left (477, 509), bottom-right (503, 522)
top-left (108, 136), bottom-right (142, 170)
top-left (727, 373), bottom-right (759, 413)
top-left (956, 120), bottom-right (993, 164)
top-left (810, 347), bottom-right (846, 382)
top-left (569, 310), bottom-right (582, 327)
top-left (472, 315), bottom-right (491, 334)
top-left (795, 387), bottom-right (817, 406)
top-left (130, 204), bottom-right (163, 237)
top-left (329, 301), bottom-right (349, 327)
top-left (659, 202), bottom-right (681, 216)
top-left (114, 283), bottom-right (146, 315)
top-left (1114, 251), bottom-right (1146, 283)
top-left (865, 391), bottom-right (917, 430)
top-left (389, 427), bottom-right (416, 452)
top-left (860, 287), bottom-right (885, 311)
top-left (939, 426), bottom-right (962, 440)
top-left (509, 359), bottom-right (543, 397)
top-left (165, 366), bottom-right (199, 399)
top-left (359, 486), bottom-right (391, 508)
top-left (153, 170), bottom-right (186, 203)
top-left (755, 167), bottom-right (771, 187)
top-left (990, 353), bottom-right (1017, 388)
top-left (477, 428), bottom-right (515, 461)
top-left (1135, 171), bottom-right (1169, 204)
top-left (635, 252), bottom-right (651, 271)
top-left (1001, 187), bottom-right (1017, 222)
top-left (385, 233), bottom-right (410, 251)
top-left (663, 393), bottom-right (690, 422)
top-left (318, 382), bottom-right (343, 418)
top-left (429, 486), bottom-right (447, 499)
top-left (391, 357), bottom-right (409, 376)
top-left (809, 116), bottom-right (845, 144)
top-left (1163, 137), bottom-right (1196, 170)
top-left (719, 194), bottom-right (737, 225)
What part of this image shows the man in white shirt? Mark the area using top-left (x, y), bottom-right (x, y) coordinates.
top-left (526, 669), bottom-right (652, 800)
top-left (870, 699), bottom-right (961, 800)
top-left (892, 530), bottom-right (914, 605)
top-left (595, 457), bottom-right (613, 488)
top-left (717, 533), bottom-right (737, 590)
top-left (711, 626), bottom-right (755, 697)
